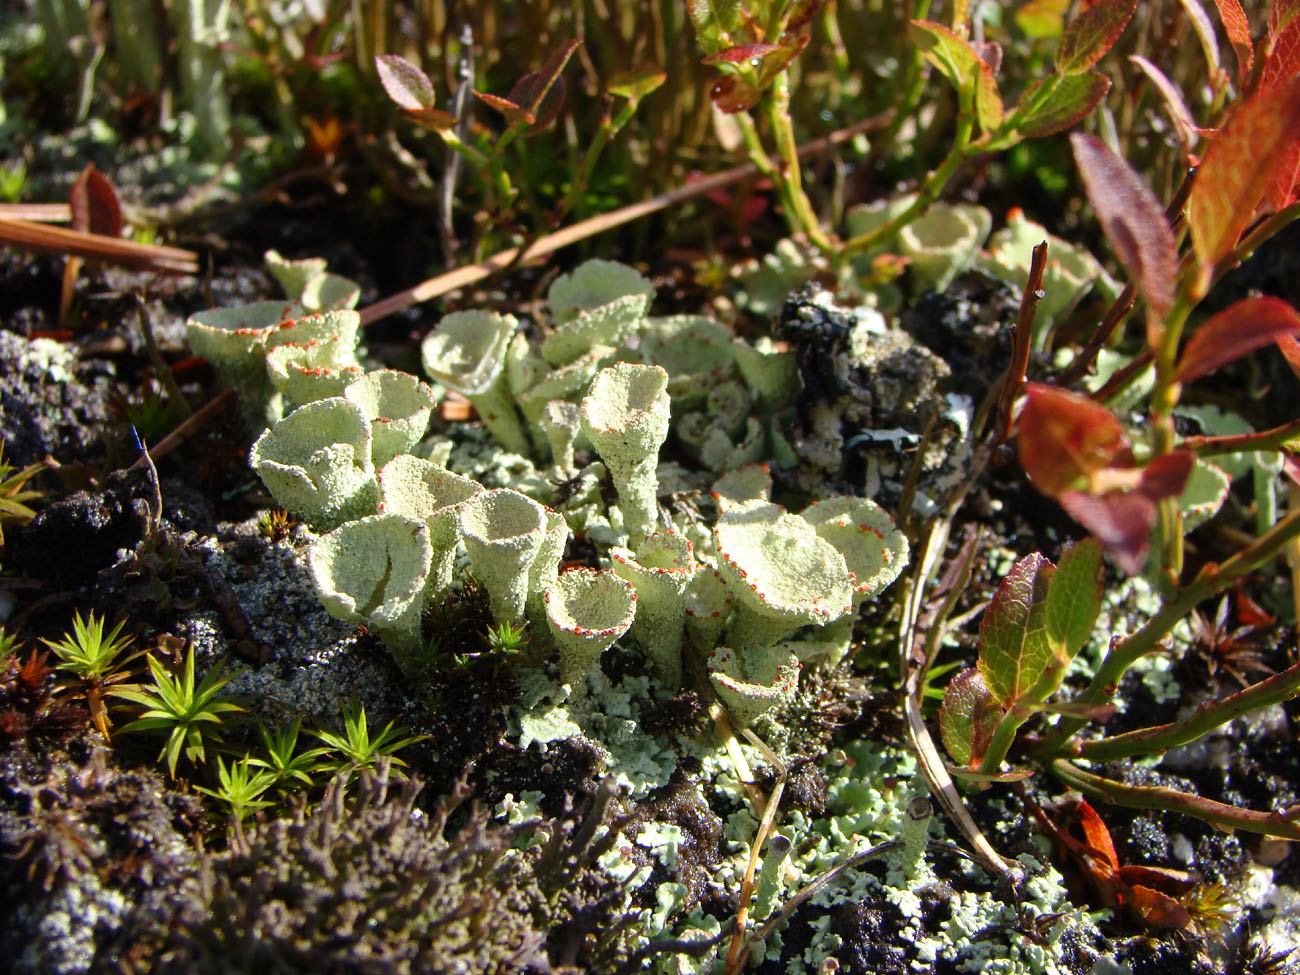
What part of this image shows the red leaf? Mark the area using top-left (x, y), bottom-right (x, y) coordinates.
top-left (1055, 0), bottom-right (1137, 73)
top-left (1176, 296), bottom-right (1300, 382)
top-left (1059, 489), bottom-right (1156, 575)
top-left (1070, 133), bottom-right (1177, 325)
top-left (1137, 450), bottom-right (1194, 502)
top-left (701, 42), bottom-right (782, 64)
top-left (1278, 333), bottom-right (1300, 380)
top-left (1074, 798), bottom-right (1120, 868)
top-left (1017, 383), bottom-right (1130, 497)
top-left (68, 165), bottom-right (122, 238)
top-left (1124, 883), bottom-right (1196, 928)
top-left (1014, 72), bottom-right (1112, 138)
top-left (472, 90), bottom-right (535, 128)
top-left (507, 73), bottom-right (566, 133)
top-left (1263, 0), bottom-right (1300, 89)
top-left (710, 74), bottom-right (762, 112)
top-left (1187, 78), bottom-right (1300, 293)
top-left (375, 54), bottom-right (435, 111)
top-left (401, 106), bottom-right (459, 132)
top-left (1212, 0), bottom-right (1254, 85)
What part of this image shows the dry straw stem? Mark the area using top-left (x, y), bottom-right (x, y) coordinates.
top-left (0, 215), bottom-right (198, 274)
top-left (357, 112), bottom-right (893, 326)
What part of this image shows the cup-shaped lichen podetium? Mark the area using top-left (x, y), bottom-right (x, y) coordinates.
top-left (581, 363), bottom-right (670, 537)
top-left (344, 369), bottom-right (440, 468)
top-left (611, 530), bottom-right (695, 687)
top-left (250, 397), bottom-right (378, 531)
top-left (708, 644), bottom-right (801, 727)
top-left (376, 455), bottom-right (483, 592)
top-left (308, 513), bottom-right (434, 676)
top-left (266, 337), bottom-right (364, 408)
top-left (186, 300), bottom-right (305, 422)
top-left (896, 202), bottom-right (992, 293)
top-left (801, 497), bottom-right (909, 608)
top-left (544, 568), bottom-right (636, 699)
top-left (458, 488), bottom-right (548, 624)
top-left (713, 500), bottom-right (853, 651)
top-left (420, 309), bottom-right (529, 455)
top-left (526, 506), bottom-right (570, 627)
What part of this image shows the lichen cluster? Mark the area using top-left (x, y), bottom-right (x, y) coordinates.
top-left (201, 258), bottom-right (909, 725)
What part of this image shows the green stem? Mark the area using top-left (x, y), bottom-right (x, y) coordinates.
top-left (1148, 288), bottom-right (1195, 583)
top-left (840, 109), bottom-right (975, 258)
top-left (766, 71), bottom-right (833, 252)
top-left (1076, 661), bottom-right (1300, 762)
top-left (978, 702), bottom-right (1034, 777)
top-left (1037, 506), bottom-right (1300, 757)
top-left (1050, 759), bottom-right (1300, 841)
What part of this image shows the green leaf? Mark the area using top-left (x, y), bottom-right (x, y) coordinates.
top-left (1035, 538), bottom-right (1103, 699)
top-left (687, 0), bottom-right (748, 56)
top-left (1055, 0), bottom-right (1137, 74)
top-left (1013, 71), bottom-right (1111, 138)
top-left (977, 552), bottom-right (1055, 709)
top-left (939, 667), bottom-right (1002, 767)
top-left (607, 66), bottom-right (667, 102)
top-left (909, 20), bottom-right (1002, 131)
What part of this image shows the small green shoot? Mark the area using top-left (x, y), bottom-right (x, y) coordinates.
top-left (0, 627), bottom-right (23, 664)
top-left (195, 754), bottom-right (279, 826)
top-left (246, 718), bottom-right (330, 791)
top-left (485, 620), bottom-right (529, 655)
top-left (312, 701), bottom-right (426, 777)
top-left (114, 647), bottom-right (244, 777)
top-left (0, 446), bottom-right (45, 548)
top-left (196, 754), bottom-right (277, 822)
top-left (42, 611), bottom-right (140, 739)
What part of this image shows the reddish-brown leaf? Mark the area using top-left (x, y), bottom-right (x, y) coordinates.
top-left (1055, 0), bottom-right (1137, 73)
top-left (1264, 0), bottom-right (1300, 89)
top-left (1187, 77), bottom-right (1300, 292)
top-left (375, 54), bottom-right (435, 111)
top-left (401, 106), bottom-right (459, 132)
top-left (1176, 296), bottom-right (1300, 382)
top-left (1074, 798), bottom-right (1120, 867)
top-left (1213, 0), bottom-right (1254, 84)
top-left (69, 165), bottom-right (122, 238)
top-left (1123, 883), bottom-right (1196, 929)
top-left (709, 74), bottom-right (762, 112)
top-left (1138, 450), bottom-right (1195, 502)
top-left (1278, 333), bottom-right (1300, 380)
top-left (1059, 489), bottom-right (1156, 575)
top-left (1014, 71), bottom-right (1112, 138)
top-left (701, 42), bottom-right (782, 63)
top-left (507, 73), bottom-right (566, 134)
top-left (1017, 383), bottom-right (1130, 496)
top-left (1070, 133), bottom-right (1178, 325)
top-left (472, 90), bottom-right (535, 128)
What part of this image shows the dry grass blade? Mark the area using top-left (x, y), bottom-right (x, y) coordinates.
top-left (0, 217), bottom-right (198, 274)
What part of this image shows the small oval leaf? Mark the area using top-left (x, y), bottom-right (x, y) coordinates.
top-left (375, 54), bottom-right (436, 111)
top-left (473, 90), bottom-right (535, 128)
top-left (978, 552), bottom-right (1056, 709)
top-left (701, 42), bottom-right (782, 64)
top-left (1212, 0), bottom-right (1254, 84)
top-left (940, 668), bottom-right (1001, 768)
